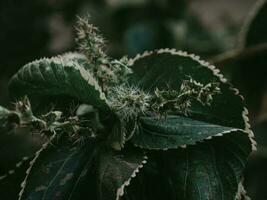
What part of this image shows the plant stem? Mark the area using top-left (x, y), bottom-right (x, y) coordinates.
top-left (210, 42), bottom-right (267, 66)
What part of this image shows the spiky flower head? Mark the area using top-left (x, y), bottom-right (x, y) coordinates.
top-left (151, 77), bottom-right (221, 116)
top-left (180, 77), bottom-right (221, 106)
top-left (109, 85), bottom-right (152, 122)
top-left (75, 16), bottom-right (107, 64)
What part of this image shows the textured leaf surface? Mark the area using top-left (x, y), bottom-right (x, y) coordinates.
top-left (132, 115), bottom-right (243, 149)
top-left (128, 50), bottom-right (254, 151)
top-left (155, 131), bottom-right (251, 200)
top-left (20, 137), bottom-right (98, 200)
top-left (9, 53), bottom-right (108, 110)
top-left (129, 50), bottom-right (245, 129)
top-left (97, 147), bottom-right (147, 200)
top-left (129, 131), bottom-right (250, 200)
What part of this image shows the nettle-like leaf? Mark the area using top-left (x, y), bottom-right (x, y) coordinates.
top-left (128, 49), bottom-right (255, 147)
top-left (124, 132), bottom-right (251, 200)
top-left (19, 134), bottom-right (147, 200)
top-left (19, 135), bottom-right (99, 200)
top-left (153, 131), bottom-right (251, 200)
top-left (124, 49), bottom-right (255, 200)
top-left (9, 53), bottom-right (109, 111)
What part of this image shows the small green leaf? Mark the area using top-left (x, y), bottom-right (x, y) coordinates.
top-left (131, 115), bottom-right (245, 149)
top-left (19, 136), bottom-right (99, 200)
top-left (9, 53), bottom-right (109, 111)
top-left (153, 131), bottom-right (251, 200)
top-left (97, 147), bottom-right (147, 200)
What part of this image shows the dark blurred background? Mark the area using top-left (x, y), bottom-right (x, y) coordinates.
top-left (1, 0), bottom-right (267, 199)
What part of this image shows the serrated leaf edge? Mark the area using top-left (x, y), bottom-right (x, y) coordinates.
top-left (130, 49), bottom-right (256, 200)
top-left (18, 133), bottom-right (57, 200)
top-left (235, 177), bottom-right (251, 200)
top-left (132, 129), bottom-right (248, 151)
top-left (129, 48), bottom-right (257, 151)
top-left (116, 155), bottom-right (148, 200)
top-left (11, 53), bottom-right (108, 106)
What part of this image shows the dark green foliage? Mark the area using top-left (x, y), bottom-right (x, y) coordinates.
top-left (132, 115), bottom-right (245, 149)
top-left (233, 0), bottom-right (267, 115)
top-left (0, 17), bottom-right (255, 200)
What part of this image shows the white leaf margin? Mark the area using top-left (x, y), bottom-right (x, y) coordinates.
top-left (128, 48), bottom-right (257, 151)
top-left (18, 132), bottom-right (57, 200)
top-left (10, 52), bottom-right (108, 107)
top-left (129, 48), bottom-right (257, 200)
top-left (116, 155), bottom-right (148, 200)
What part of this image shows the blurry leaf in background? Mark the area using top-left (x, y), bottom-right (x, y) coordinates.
top-left (232, 0), bottom-right (267, 119)
top-left (106, 0), bottom-right (187, 57)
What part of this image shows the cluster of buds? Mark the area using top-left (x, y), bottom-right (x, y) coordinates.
top-left (76, 17), bottom-right (133, 93)
top-left (151, 88), bottom-right (191, 115)
top-left (181, 77), bottom-right (221, 106)
top-left (75, 16), bottom-right (107, 65)
top-left (151, 77), bottom-right (221, 116)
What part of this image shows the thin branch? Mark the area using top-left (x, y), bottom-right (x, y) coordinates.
top-left (209, 42), bottom-right (267, 66)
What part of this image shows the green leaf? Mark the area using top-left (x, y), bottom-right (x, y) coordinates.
top-left (131, 115), bottom-right (245, 149)
top-left (152, 131), bottom-right (251, 200)
top-left (128, 50), bottom-right (255, 151)
top-left (97, 147), bottom-right (147, 200)
top-left (19, 135), bottom-right (99, 200)
top-left (129, 50), bottom-right (245, 129)
top-left (9, 53), bottom-right (109, 111)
